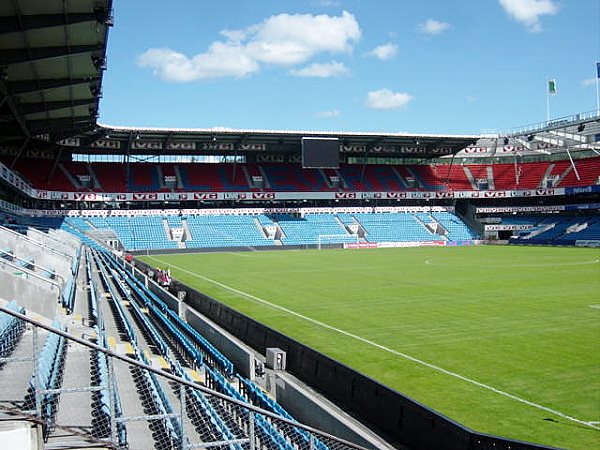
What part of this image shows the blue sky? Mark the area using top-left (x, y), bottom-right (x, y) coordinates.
top-left (100, 0), bottom-right (600, 135)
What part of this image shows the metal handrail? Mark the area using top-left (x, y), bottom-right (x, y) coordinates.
top-left (0, 303), bottom-right (372, 450)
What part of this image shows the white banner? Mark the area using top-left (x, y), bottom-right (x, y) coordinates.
top-left (484, 224), bottom-right (534, 231)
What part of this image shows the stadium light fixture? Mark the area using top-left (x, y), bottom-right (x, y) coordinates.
top-left (503, 137), bottom-right (509, 145)
top-left (527, 135), bottom-right (535, 142)
top-left (577, 124), bottom-right (585, 132)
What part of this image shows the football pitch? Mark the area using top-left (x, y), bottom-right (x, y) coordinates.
top-left (141, 245), bottom-right (600, 449)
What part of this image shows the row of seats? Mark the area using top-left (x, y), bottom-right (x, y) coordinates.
top-left (27, 319), bottom-right (66, 439)
top-left (86, 247), bottom-right (124, 441)
top-left (102, 250), bottom-right (233, 375)
top-left (186, 215), bottom-right (272, 249)
top-left (91, 250), bottom-right (183, 447)
top-left (273, 213), bottom-right (357, 246)
top-left (7, 157), bottom-right (599, 193)
top-left (0, 301), bottom-right (26, 358)
top-left (510, 215), bottom-right (600, 245)
top-left (93, 247), bottom-right (326, 450)
top-left (203, 364), bottom-right (294, 450)
top-left (239, 377), bottom-right (328, 450)
top-left (65, 212), bottom-right (478, 251)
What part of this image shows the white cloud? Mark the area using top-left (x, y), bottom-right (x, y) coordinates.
top-left (581, 78), bottom-right (597, 88)
top-left (315, 109), bottom-right (341, 118)
top-left (498, 0), bottom-right (558, 32)
top-left (366, 88), bottom-right (414, 110)
top-left (246, 11), bottom-right (361, 65)
top-left (138, 11), bottom-right (361, 82)
top-left (137, 45), bottom-right (259, 81)
top-left (466, 95), bottom-right (478, 103)
top-left (418, 19), bottom-right (451, 35)
top-left (290, 61), bottom-right (349, 78)
top-left (369, 43), bottom-right (398, 61)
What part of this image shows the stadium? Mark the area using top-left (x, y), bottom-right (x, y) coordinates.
top-left (0, 1), bottom-right (598, 450)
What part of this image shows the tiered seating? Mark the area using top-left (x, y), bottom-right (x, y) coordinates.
top-left (354, 213), bottom-right (438, 242)
top-left (336, 212), bottom-right (356, 227)
top-left (409, 165), bottom-right (443, 190)
top-left (5, 157), bottom-right (600, 194)
top-left (556, 158), bottom-right (600, 187)
top-left (186, 215), bottom-right (273, 248)
top-left (509, 215), bottom-right (600, 245)
top-left (92, 163), bottom-right (127, 192)
top-left (261, 164), bottom-right (328, 191)
top-left (467, 165), bottom-right (490, 189)
top-left (130, 163), bottom-right (160, 191)
top-left (2, 158), bottom-right (74, 190)
top-left (274, 214), bottom-right (354, 246)
top-left (239, 377), bottom-right (328, 450)
top-left (437, 165), bottom-right (473, 190)
top-left (95, 248), bottom-right (315, 449)
top-left (93, 250), bottom-right (184, 446)
top-left (88, 216), bottom-right (177, 251)
top-left (431, 211), bottom-right (476, 240)
top-left (365, 165), bottom-right (406, 191)
top-left (99, 250), bottom-right (233, 375)
top-left (492, 164), bottom-right (518, 190)
top-left (338, 165), bottom-right (375, 191)
top-left (180, 164), bottom-right (249, 191)
top-left (0, 301), bottom-right (26, 358)
top-left (86, 254), bottom-right (127, 443)
top-left (27, 319), bottom-right (67, 438)
top-left (514, 162), bottom-right (548, 189)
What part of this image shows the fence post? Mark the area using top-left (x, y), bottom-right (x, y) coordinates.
top-left (107, 354), bottom-right (118, 447)
top-left (248, 411), bottom-right (256, 450)
top-left (180, 384), bottom-right (186, 450)
top-left (32, 325), bottom-right (41, 419)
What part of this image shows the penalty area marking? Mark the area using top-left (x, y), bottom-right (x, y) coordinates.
top-left (149, 255), bottom-right (600, 432)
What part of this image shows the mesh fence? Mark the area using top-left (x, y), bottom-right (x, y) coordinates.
top-left (0, 306), bottom-right (371, 450)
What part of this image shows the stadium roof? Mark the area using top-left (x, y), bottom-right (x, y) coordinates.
top-left (0, 0), bottom-right (112, 145)
top-left (73, 123), bottom-right (479, 158)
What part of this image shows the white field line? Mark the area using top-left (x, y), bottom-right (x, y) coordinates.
top-left (590, 305), bottom-right (600, 310)
top-left (149, 255), bottom-right (600, 431)
top-left (425, 258), bottom-right (600, 268)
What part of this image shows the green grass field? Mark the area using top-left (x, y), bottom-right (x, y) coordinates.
top-left (141, 246), bottom-right (600, 449)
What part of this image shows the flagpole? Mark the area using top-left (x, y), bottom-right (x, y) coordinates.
top-left (596, 62), bottom-right (600, 116)
top-left (546, 77), bottom-right (550, 123)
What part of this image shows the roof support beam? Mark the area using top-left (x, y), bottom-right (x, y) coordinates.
top-left (0, 79), bottom-right (30, 139)
top-left (0, 45), bottom-right (102, 64)
top-left (18, 98), bottom-right (96, 115)
top-left (24, 116), bottom-right (93, 133)
top-left (0, 13), bottom-right (103, 34)
top-left (6, 77), bottom-right (98, 95)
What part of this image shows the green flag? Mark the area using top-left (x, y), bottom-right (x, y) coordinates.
top-left (548, 79), bottom-right (557, 95)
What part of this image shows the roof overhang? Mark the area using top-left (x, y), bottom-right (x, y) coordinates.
top-left (0, 0), bottom-right (112, 145)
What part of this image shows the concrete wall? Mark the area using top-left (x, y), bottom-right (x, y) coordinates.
top-left (0, 268), bottom-right (58, 319)
top-left (274, 373), bottom-right (396, 450)
top-left (184, 306), bottom-right (256, 380)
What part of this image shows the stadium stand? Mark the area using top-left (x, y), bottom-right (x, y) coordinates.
top-left (5, 157), bottom-right (600, 194)
top-left (185, 214), bottom-right (274, 248)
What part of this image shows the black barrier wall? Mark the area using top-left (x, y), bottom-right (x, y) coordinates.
top-left (135, 259), bottom-right (558, 450)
